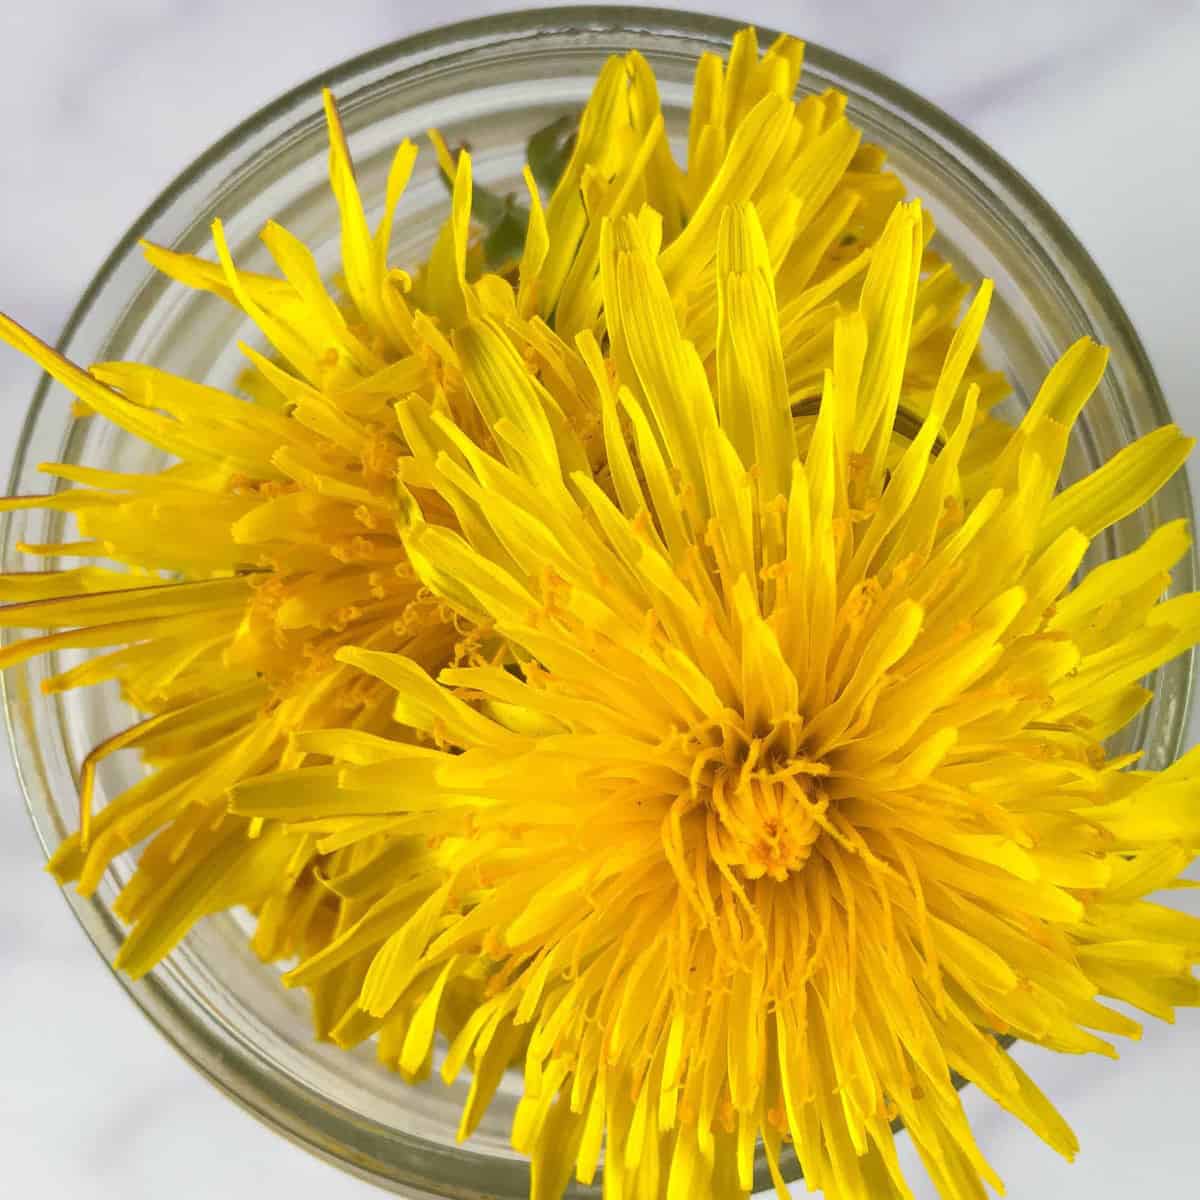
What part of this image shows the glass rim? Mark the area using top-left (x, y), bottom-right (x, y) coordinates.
top-left (3, 7), bottom-right (1195, 1197)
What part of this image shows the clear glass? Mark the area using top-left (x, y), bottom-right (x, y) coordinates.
top-left (2, 7), bottom-right (1194, 1198)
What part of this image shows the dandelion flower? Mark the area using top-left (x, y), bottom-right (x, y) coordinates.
top-left (0, 81), bottom-right (493, 976)
top-left (232, 199), bottom-right (1200, 1199)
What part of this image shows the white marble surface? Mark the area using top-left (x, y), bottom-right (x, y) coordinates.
top-left (2, 2), bottom-right (1199, 1197)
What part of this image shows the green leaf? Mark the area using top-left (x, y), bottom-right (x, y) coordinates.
top-left (432, 111), bottom-right (579, 271)
top-left (527, 113), bottom-right (578, 195)
top-left (482, 207), bottom-right (529, 271)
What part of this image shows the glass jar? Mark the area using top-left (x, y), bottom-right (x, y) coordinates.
top-left (3, 8), bottom-right (1194, 1198)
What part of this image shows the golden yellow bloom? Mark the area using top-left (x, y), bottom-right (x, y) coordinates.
top-left (232, 199), bottom-right (1200, 1200)
top-left (0, 100), bottom-right (460, 971)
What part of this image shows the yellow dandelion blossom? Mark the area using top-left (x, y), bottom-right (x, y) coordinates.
top-left (0, 95), bottom-right (462, 973)
top-left (233, 200), bottom-right (1200, 1199)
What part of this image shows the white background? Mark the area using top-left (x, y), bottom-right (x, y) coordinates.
top-left (1, 2), bottom-right (1198, 1196)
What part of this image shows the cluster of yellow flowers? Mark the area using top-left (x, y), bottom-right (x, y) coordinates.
top-left (2, 28), bottom-right (1199, 1200)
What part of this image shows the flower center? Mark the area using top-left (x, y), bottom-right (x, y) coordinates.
top-left (688, 714), bottom-right (830, 881)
